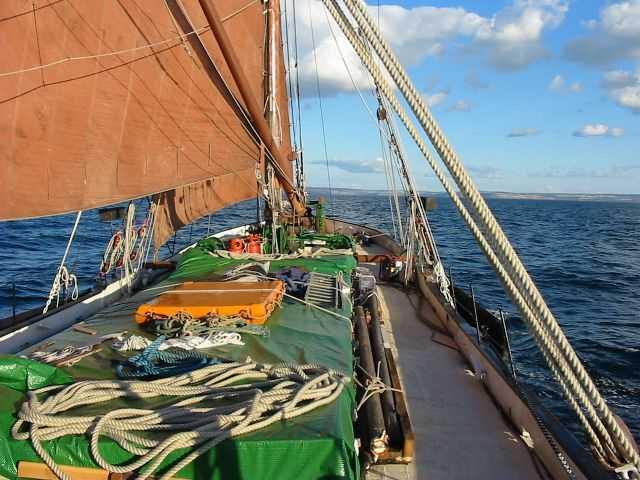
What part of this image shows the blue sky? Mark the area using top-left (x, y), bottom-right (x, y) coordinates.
top-left (285, 0), bottom-right (640, 193)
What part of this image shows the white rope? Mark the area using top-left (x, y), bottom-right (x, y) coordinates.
top-left (326, 0), bottom-right (639, 470)
top-left (12, 361), bottom-right (349, 480)
top-left (354, 363), bottom-right (402, 413)
top-left (28, 345), bottom-right (93, 365)
top-left (343, 0), bottom-right (638, 469)
top-left (112, 335), bottom-right (152, 353)
top-left (161, 332), bottom-right (245, 350)
top-left (122, 204), bottom-right (136, 288)
top-left (114, 333), bottom-right (245, 352)
top-left (222, 270), bottom-right (353, 328)
top-left (100, 202), bottom-right (157, 279)
top-left (43, 211), bottom-right (82, 315)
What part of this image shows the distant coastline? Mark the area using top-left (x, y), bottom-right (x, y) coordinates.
top-left (308, 187), bottom-right (640, 203)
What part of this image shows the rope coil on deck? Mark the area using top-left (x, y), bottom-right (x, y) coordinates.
top-left (323, 0), bottom-right (639, 473)
top-left (12, 361), bottom-right (349, 480)
top-left (151, 311), bottom-right (270, 338)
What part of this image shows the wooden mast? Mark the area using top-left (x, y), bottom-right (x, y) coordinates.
top-left (197, 0), bottom-right (305, 216)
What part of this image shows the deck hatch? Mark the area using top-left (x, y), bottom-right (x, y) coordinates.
top-left (135, 281), bottom-right (285, 325)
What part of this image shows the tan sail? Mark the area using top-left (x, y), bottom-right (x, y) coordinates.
top-left (152, 0), bottom-right (296, 248)
top-left (153, 168), bottom-right (258, 248)
top-left (0, 0), bottom-right (294, 221)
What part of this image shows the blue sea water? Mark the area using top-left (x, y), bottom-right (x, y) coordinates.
top-left (0, 194), bottom-right (638, 440)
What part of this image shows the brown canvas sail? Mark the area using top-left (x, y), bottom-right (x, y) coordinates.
top-left (152, 0), bottom-right (296, 247)
top-left (0, 0), bottom-right (294, 228)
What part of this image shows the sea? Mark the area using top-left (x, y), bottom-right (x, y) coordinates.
top-left (0, 192), bottom-right (638, 441)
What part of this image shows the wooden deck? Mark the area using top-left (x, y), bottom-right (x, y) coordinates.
top-left (356, 245), bottom-right (543, 480)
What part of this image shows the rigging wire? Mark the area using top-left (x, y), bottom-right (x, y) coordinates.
top-left (308, 0), bottom-right (334, 212)
top-left (291, 0), bottom-right (306, 189)
top-left (377, 120), bottom-right (400, 242)
top-left (325, 1), bottom-right (640, 472)
top-left (283, 0), bottom-right (305, 192)
top-left (322, 7), bottom-right (412, 249)
top-left (282, 0), bottom-right (298, 151)
top-left (322, 1), bottom-right (448, 294)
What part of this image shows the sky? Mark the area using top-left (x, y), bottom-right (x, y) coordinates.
top-left (283, 0), bottom-right (640, 194)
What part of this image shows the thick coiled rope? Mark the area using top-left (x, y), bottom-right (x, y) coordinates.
top-left (12, 361), bottom-right (349, 480)
top-left (323, 0), bottom-right (639, 472)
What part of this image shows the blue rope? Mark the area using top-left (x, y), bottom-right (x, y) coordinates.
top-left (116, 336), bottom-right (217, 379)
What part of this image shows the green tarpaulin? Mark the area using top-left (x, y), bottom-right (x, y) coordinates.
top-left (0, 245), bottom-right (359, 480)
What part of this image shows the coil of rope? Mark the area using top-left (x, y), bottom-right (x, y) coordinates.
top-left (150, 311), bottom-right (270, 338)
top-left (100, 202), bottom-right (157, 278)
top-left (43, 212), bottom-right (82, 315)
top-left (12, 361), bottom-right (349, 480)
top-left (115, 336), bottom-right (215, 379)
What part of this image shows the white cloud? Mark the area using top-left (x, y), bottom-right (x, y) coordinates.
top-left (287, 0), bottom-right (569, 97)
top-left (473, 0), bottom-right (569, 71)
top-left (611, 86), bottom-right (640, 112)
top-left (602, 68), bottom-right (640, 113)
top-left (601, 1), bottom-right (640, 38)
top-left (549, 75), bottom-right (584, 92)
top-left (549, 74), bottom-right (565, 90)
top-left (312, 157), bottom-right (384, 174)
top-left (565, 1), bottom-right (640, 65)
top-left (424, 91), bottom-right (449, 107)
top-left (573, 124), bottom-right (624, 137)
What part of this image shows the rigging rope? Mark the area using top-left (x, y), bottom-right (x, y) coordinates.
top-left (324, 0), bottom-right (639, 472)
top-left (282, 0), bottom-right (298, 151)
top-left (308, 0), bottom-right (334, 212)
top-left (100, 201), bottom-right (157, 281)
top-left (42, 211), bottom-right (82, 315)
top-left (290, 0), bottom-right (306, 190)
top-left (283, 0), bottom-right (306, 193)
top-left (323, 7), bottom-right (445, 293)
top-left (12, 361), bottom-right (349, 480)
top-left (331, 0), bottom-right (618, 461)
top-left (323, 10), bottom-right (404, 244)
top-left (343, 0), bottom-right (638, 470)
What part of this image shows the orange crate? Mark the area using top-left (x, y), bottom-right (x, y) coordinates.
top-left (135, 281), bottom-right (285, 325)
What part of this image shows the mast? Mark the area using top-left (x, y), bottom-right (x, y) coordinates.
top-left (197, 0), bottom-right (305, 216)
top-left (267, 0), bottom-right (282, 147)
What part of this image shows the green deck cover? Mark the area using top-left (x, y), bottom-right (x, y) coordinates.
top-left (0, 245), bottom-right (359, 479)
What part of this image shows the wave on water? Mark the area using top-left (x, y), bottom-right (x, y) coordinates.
top-left (0, 194), bottom-right (638, 440)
